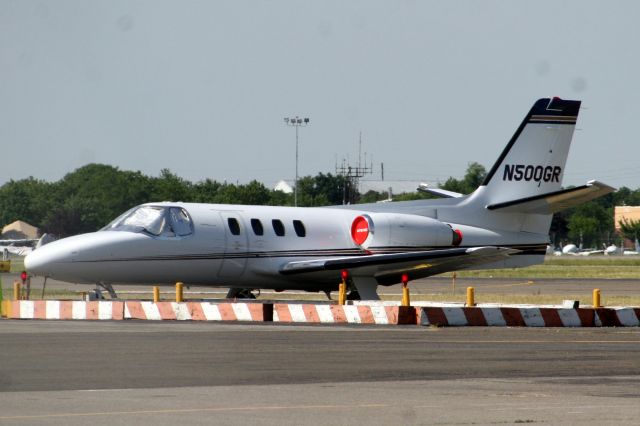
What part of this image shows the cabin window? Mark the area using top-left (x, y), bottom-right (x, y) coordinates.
top-left (293, 220), bottom-right (306, 237)
top-left (227, 218), bottom-right (241, 235)
top-left (272, 219), bottom-right (285, 236)
top-left (251, 218), bottom-right (264, 236)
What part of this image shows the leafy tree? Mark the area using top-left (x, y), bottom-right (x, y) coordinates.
top-left (268, 189), bottom-right (292, 206)
top-left (393, 191), bottom-right (435, 201)
top-left (359, 190), bottom-right (388, 203)
top-left (42, 195), bottom-right (104, 236)
top-left (567, 215), bottom-right (599, 247)
top-left (296, 173), bottom-right (346, 206)
top-left (0, 177), bottom-right (51, 227)
top-left (440, 162), bottom-right (486, 195)
top-left (51, 164), bottom-right (153, 233)
top-left (612, 186), bottom-right (640, 207)
top-left (566, 202), bottom-right (613, 247)
top-left (440, 176), bottom-right (466, 194)
top-left (618, 218), bottom-right (640, 242)
top-left (150, 169), bottom-right (192, 202)
top-left (296, 176), bottom-right (330, 206)
top-left (462, 162), bottom-right (487, 192)
top-left (298, 173), bottom-right (346, 206)
top-left (234, 180), bottom-right (271, 205)
top-left (191, 179), bottom-right (222, 203)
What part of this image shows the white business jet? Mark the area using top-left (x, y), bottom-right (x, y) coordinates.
top-left (25, 98), bottom-right (614, 299)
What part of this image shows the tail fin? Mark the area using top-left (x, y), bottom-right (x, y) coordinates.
top-left (479, 98), bottom-right (580, 205)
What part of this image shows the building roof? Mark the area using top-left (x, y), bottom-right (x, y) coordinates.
top-left (614, 206), bottom-right (640, 231)
top-left (1, 220), bottom-right (40, 240)
top-left (274, 180), bottom-right (293, 194)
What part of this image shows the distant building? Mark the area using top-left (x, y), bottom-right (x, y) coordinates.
top-left (1, 220), bottom-right (40, 240)
top-left (614, 206), bottom-right (640, 249)
top-left (274, 180), bottom-right (293, 194)
top-left (614, 206), bottom-right (640, 232)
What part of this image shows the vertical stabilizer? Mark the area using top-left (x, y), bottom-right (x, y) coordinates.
top-left (479, 98), bottom-right (580, 205)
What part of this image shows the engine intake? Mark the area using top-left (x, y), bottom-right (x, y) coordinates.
top-left (350, 213), bottom-right (462, 249)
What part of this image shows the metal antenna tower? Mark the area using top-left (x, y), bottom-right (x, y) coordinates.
top-left (335, 132), bottom-right (373, 204)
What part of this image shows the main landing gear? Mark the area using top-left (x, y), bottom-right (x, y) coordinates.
top-left (88, 282), bottom-right (118, 300)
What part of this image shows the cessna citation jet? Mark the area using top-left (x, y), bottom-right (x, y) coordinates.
top-left (25, 98), bottom-right (614, 299)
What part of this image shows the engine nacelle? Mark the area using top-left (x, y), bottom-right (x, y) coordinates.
top-left (350, 213), bottom-right (462, 249)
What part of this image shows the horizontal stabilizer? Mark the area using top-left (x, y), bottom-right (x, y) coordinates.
top-left (486, 180), bottom-right (615, 214)
top-left (417, 183), bottom-right (463, 198)
top-left (280, 246), bottom-right (519, 284)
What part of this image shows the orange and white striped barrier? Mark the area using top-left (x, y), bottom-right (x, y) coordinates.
top-left (419, 306), bottom-right (640, 327)
top-left (5, 300), bottom-right (124, 320)
top-left (3, 300), bottom-right (639, 327)
top-left (272, 303), bottom-right (417, 325)
top-left (124, 301), bottom-right (270, 322)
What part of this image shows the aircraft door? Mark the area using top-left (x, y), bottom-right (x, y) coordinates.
top-left (218, 212), bottom-right (248, 278)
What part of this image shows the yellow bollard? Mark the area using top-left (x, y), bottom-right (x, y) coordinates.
top-left (13, 281), bottom-right (21, 301)
top-left (176, 282), bottom-right (184, 303)
top-left (466, 286), bottom-right (475, 307)
top-left (401, 286), bottom-right (410, 307)
top-left (338, 270), bottom-right (348, 305)
top-left (153, 286), bottom-right (160, 303)
top-left (593, 288), bottom-right (601, 308)
top-left (401, 273), bottom-right (410, 307)
top-left (338, 282), bottom-right (346, 305)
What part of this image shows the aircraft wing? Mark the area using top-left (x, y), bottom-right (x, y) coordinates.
top-left (280, 246), bottom-right (519, 284)
top-left (486, 180), bottom-right (615, 214)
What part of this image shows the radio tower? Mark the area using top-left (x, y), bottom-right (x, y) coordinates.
top-left (335, 132), bottom-right (373, 204)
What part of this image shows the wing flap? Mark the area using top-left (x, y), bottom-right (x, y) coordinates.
top-left (486, 180), bottom-right (615, 214)
top-left (280, 246), bottom-right (519, 283)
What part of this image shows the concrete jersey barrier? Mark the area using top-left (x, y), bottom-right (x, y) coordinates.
top-left (2, 300), bottom-right (640, 327)
top-left (418, 306), bottom-right (640, 327)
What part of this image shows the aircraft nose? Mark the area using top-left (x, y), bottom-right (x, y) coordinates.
top-left (24, 231), bottom-right (150, 283)
top-left (24, 244), bottom-right (68, 277)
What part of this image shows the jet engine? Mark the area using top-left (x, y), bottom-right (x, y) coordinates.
top-left (350, 213), bottom-right (462, 249)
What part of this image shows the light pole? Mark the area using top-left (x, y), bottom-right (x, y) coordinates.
top-left (283, 116), bottom-right (310, 206)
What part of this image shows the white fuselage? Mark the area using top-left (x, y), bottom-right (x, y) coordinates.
top-left (25, 199), bottom-right (547, 292)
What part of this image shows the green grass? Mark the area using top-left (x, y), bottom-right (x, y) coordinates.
top-left (380, 293), bottom-right (640, 307)
top-left (447, 255), bottom-right (640, 279)
top-left (9, 258), bottom-right (24, 273)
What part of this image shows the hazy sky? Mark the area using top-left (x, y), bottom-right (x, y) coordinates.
top-left (2, 0), bottom-right (639, 191)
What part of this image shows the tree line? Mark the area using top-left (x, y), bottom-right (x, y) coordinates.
top-left (1, 162), bottom-right (639, 246)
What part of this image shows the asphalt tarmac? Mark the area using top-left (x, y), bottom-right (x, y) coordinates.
top-left (0, 321), bottom-right (639, 425)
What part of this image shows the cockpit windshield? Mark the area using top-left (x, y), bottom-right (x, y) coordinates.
top-left (102, 206), bottom-right (194, 237)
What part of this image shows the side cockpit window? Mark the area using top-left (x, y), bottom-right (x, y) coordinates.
top-left (103, 206), bottom-right (193, 237)
top-left (169, 208), bottom-right (193, 236)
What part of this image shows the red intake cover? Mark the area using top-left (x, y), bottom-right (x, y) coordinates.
top-left (453, 229), bottom-right (463, 247)
top-left (351, 216), bottom-right (370, 246)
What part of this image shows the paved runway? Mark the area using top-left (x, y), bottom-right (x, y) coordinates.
top-left (0, 321), bottom-right (639, 424)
